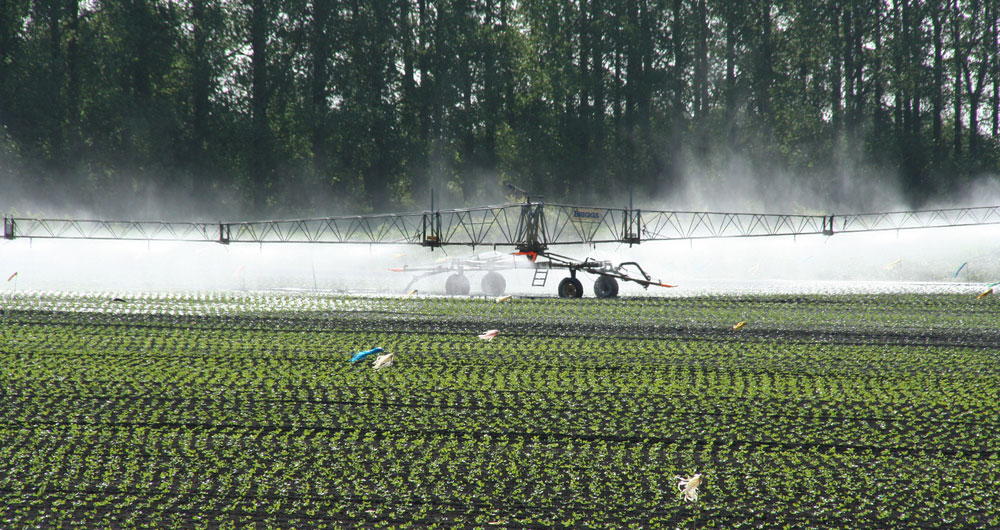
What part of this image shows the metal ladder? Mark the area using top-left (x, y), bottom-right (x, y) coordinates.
top-left (532, 268), bottom-right (549, 287)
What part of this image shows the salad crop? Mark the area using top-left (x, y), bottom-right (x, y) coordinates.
top-left (1, 290), bottom-right (998, 528)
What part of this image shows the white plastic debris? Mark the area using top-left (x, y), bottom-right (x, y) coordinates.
top-left (372, 352), bottom-right (395, 371)
top-left (675, 473), bottom-right (704, 502)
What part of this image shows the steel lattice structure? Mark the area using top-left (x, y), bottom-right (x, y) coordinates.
top-left (5, 204), bottom-right (1000, 249)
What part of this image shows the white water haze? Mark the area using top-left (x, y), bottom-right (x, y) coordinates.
top-left (3, 160), bottom-right (1000, 296)
top-left (2, 223), bottom-right (999, 297)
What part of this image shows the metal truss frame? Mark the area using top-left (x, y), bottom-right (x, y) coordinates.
top-left (5, 204), bottom-right (1000, 249)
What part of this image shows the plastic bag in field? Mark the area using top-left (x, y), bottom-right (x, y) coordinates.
top-left (675, 473), bottom-right (703, 502)
top-left (478, 329), bottom-right (499, 341)
top-left (372, 352), bottom-right (395, 371)
top-left (349, 347), bottom-right (384, 363)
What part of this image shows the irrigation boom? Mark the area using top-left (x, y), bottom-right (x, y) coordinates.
top-left (6, 202), bottom-right (1000, 298)
top-left (5, 203), bottom-right (1000, 248)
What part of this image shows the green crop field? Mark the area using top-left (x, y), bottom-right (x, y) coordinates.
top-left (2, 290), bottom-right (999, 529)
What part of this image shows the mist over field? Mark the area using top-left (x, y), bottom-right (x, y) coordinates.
top-left (3, 220), bottom-right (999, 296)
top-left (9, 147), bottom-right (1000, 296)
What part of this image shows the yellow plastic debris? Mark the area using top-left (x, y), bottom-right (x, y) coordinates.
top-left (495, 295), bottom-right (512, 303)
top-left (733, 320), bottom-right (747, 330)
top-left (976, 288), bottom-right (992, 300)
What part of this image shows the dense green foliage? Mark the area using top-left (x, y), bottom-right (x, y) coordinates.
top-left (2, 1), bottom-right (1000, 217)
top-left (2, 290), bottom-right (999, 528)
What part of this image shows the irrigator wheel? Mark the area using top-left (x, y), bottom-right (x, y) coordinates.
top-left (558, 277), bottom-right (584, 298)
top-left (593, 275), bottom-right (619, 299)
top-left (481, 271), bottom-right (506, 297)
top-left (445, 274), bottom-right (471, 296)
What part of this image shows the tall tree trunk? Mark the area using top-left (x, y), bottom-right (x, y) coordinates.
top-left (459, 0), bottom-right (475, 202)
top-left (992, 0), bottom-right (999, 137)
top-left (364, 0), bottom-right (394, 207)
top-left (842, 4), bottom-right (856, 134)
top-left (65, 0), bottom-right (80, 161)
top-left (482, 0), bottom-right (499, 179)
top-left (624, 0), bottom-right (638, 133)
top-left (967, 72), bottom-right (981, 158)
top-left (591, 0), bottom-right (605, 155)
top-left (892, 0), bottom-right (904, 143)
top-left (755, 1), bottom-right (773, 123)
top-left (931, 2), bottom-right (944, 159)
top-left (693, 0), bottom-right (707, 123)
top-left (310, 0), bottom-right (331, 183)
top-left (846, 1), bottom-right (866, 159)
top-left (128, 0), bottom-right (151, 101)
top-left (724, 0), bottom-right (737, 150)
top-left (671, 0), bottom-right (685, 122)
top-left (416, 0), bottom-right (435, 191)
top-left (191, 0), bottom-right (210, 155)
top-left (906, 0), bottom-right (922, 168)
top-left (691, 0), bottom-right (708, 158)
top-left (47, 0), bottom-right (63, 163)
top-left (638, 0), bottom-right (657, 184)
top-left (963, 48), bottom-right (990, 159)
top-left (613, 28), bottom-right (622, 122)
top-left (831, 2), bottom-right (843, 138)
top-left (250, 0), bottom-right (271, 213)
top-left (638, 0), bottom-right (652, 136)
top-left (577, 0), bottom-right (591, 188)
top-left (872, 4), bottom-right (886, 142)
top-left (952, 0), bottom-right (963, 157)
top-left (0, 0), bottom-right (14, 104)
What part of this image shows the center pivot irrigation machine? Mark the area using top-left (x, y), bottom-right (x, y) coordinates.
top-left (387, 188), bottom-right (676, 298)
top-left (5, 192), bottom-right (1000, 298)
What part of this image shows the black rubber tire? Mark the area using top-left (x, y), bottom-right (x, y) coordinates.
top-left (593, 275), bottom-right (619, 299)
top-left (557, 277), bottom-right (584, 298)
top-left (481, 271), bottom-right (506, 296)
top-left (445, 274), bottom-right (470, 295)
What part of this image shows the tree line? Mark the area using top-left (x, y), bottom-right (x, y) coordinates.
top-left (1, 0), bottom-right (998, 218)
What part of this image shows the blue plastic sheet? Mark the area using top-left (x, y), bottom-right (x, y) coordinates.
top-left (349, 347), bottom-right (384, 363)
